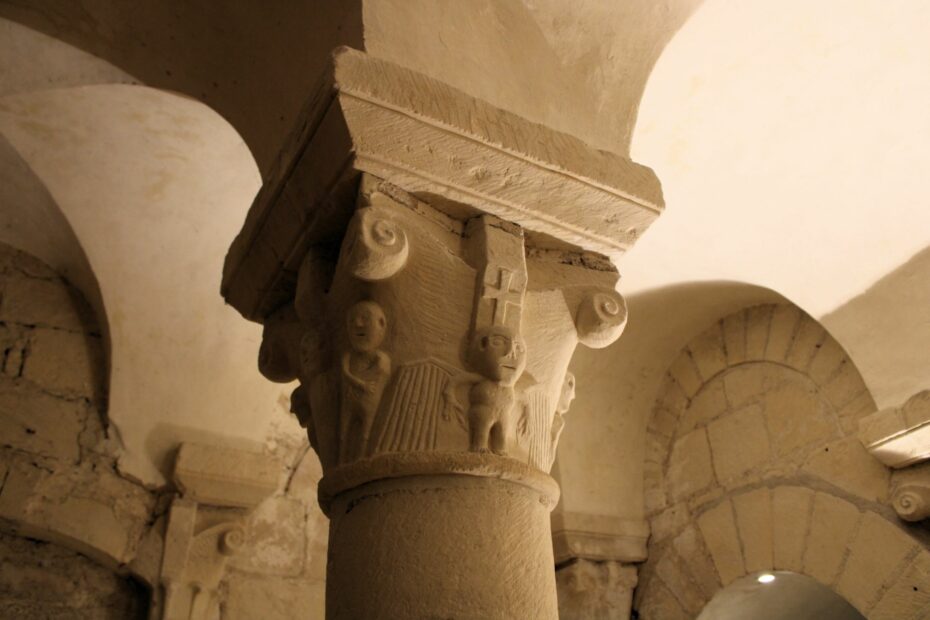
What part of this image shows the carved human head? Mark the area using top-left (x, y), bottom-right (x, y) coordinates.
top-left (557, 372), bottom-right (576, 415)
top-left (469, 325), bottom-right (527, 386)
top-left (346, 301), bottom-right (387, 352)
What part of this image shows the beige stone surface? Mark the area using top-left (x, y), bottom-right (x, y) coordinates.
top-left (859, 390), bottom-right (930, 469)
top-left (689, 326), bottom-right (727, 382)
top-left (802, 492), bottom-right (861, 585)
top-left (732, 488), bottom-right (773, 573)
top-left (556, 559), bottom-right (637, 620)
top-left (722, 364), bottom-right (766, 409)
top-left (0, 273), bottom-right (93, 332)
top-left (635, 578), bottom-right (690, 620)
top-left (707, 404), bottom-right (770, 482)
top-left (326, 472), bottom-right (558, 619)
top-left (173, 442), bottom-right (282, 509)
top-left (784, 315), bottom-right (823, 372)
top-left (807, 336), bottom-right (848, 386)
top-left (836, 512), bottom-right (917, 612)
top-left (744, 305), bottom-right (773, 360)
top-left (697, 500), bottom-right (745, 585)
top-left (0, 460), bottom-right (152, 569)
top-left (721, 311), bottom-right (747, 366)
top-left (667, 428), bottom-right (715, 501)
top-left (0, 382), bottom-right (85, 463)
top-left (0, 530), bottom-right (145, 618)
top-left (647, 405), bottom-right (678, 441)
top-left (655, 551), bottom-right (707, 615)
top-left (821, 363), bottom-right (868, 411)
top-left (22, 327), bottom-right (102, 400)
top-left (771, 486), bottom-right (814, 572)
top-left (224, 571), bottom-right (325, 620)
top-left (232, 496), bottom-right (306, 577)
top-left (679, 379), bottom-right (728, 434)
top-left (803, 436), bottom-right (890, 503)
top-left (551, 511), bottom-right (649, 564)
top-left (668, 353), bottom-right (702, 398)
top-left (869, 550), bottom-right (930, 620)
top-left (763, 379), bottom-right (836, 456)
top-left (763, 304), bottom-right (800, 362)
top-left (672, 525), bottom-right (722, 600)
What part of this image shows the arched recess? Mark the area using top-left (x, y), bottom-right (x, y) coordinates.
top-left (0, 134), bottom-right (110, 410)
top-left (634, 302), bottom-right (930, 618)
top-left (0, 82), bottom-right (306, 486)
top-left (635, 485), bottom-right (930, 619)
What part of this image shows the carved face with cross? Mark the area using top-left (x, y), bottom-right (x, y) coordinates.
top-left (469, 325), bottom-right (527, 386)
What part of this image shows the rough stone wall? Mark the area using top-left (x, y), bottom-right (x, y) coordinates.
top-left (634, 303), bottom-right (930, 619)
top-left (0, 242), bottom-right (152, 614)
top-left (0, 241), bottom-right (330, 618)
top-left (0, 530), bottom-right (146, 619)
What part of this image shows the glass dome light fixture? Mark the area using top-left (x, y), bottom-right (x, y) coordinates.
top-left (757, 573), bottom-right (776, 584)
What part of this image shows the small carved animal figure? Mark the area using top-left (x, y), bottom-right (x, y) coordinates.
top-left (339, 301), bottom-right (391, 463)
top-left (446, 325), bottom-right (527, 455)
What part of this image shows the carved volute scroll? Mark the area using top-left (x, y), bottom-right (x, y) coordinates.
top-left (576, 288), bottom-right (628, 349)
top-left (340, 197), bottom-right (409, 281)
top-left (258, 176), bottom-right (627, 492)
top-left (892, 483), bottom-right (930, 522)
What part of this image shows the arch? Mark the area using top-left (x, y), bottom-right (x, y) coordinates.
top-left (635, 485), bottom-right (930, 619)
top-left (635, 301), bottom-right (930, 618)
top-left (556, 281), bottom-right (784, 526)
top-left (626, 0), bottom-right (930, 415)
top-left (0, 133), bottom-right (110, 411)
top-left (643, 302), bottom-right (880, 516)
top-left (0, 82), bottom-right (305, 486)
top-left (0, 3), bottom-right (364, 174)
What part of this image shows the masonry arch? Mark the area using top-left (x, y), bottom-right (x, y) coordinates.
top-left (634, 301), bottom-right (930, 618)
top-left (635, 485), bottom-right (928, 619)
top-left (0, 79), bottom-right (307, 486)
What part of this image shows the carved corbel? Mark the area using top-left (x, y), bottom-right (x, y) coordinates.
top-left (556, 558), bottom-right (639, 620)
top-left (860, 390), bottom-right (930, 521)
top-left (859, 390), bottom-right (930, 468)
top-left (154, 443), bottom-right (281, 620)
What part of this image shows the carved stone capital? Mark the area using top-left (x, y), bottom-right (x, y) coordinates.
top-left (155, 443), bottom-right (280, 620)
top-left (221, 47), bottom-right (663, 620)
top-left (255, 181), bottom-right (624, 489)
top-left (556, 559), bottom-right (639, 620)
top-left (221, 49), bottom-right (663, 498)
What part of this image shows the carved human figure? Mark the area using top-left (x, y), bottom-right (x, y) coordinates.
top-left (448, 326), bottom-right (527, 455)
top-left (339, 301), bottom-right (391, 463)
top-left (549, 372), bottom-right (576, 462)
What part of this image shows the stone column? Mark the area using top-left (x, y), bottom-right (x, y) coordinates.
top-left (221, 47), bottom-right (663, 619)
